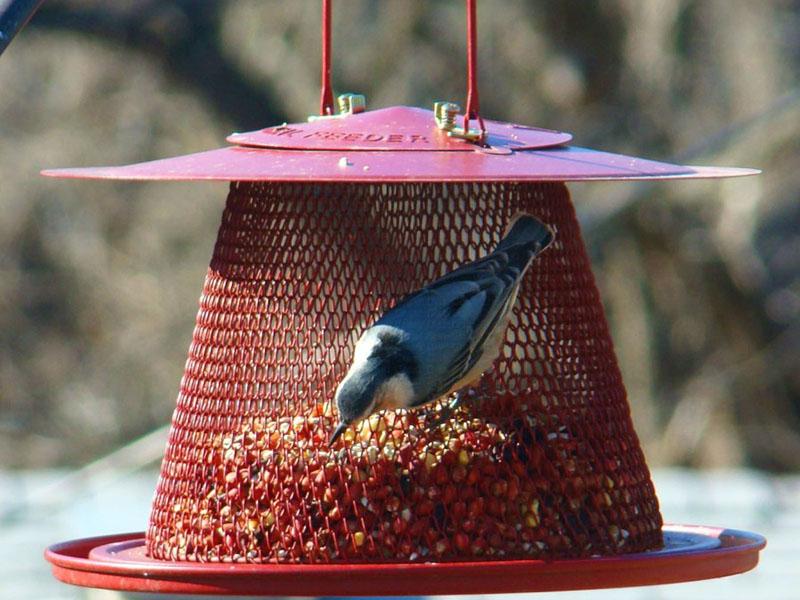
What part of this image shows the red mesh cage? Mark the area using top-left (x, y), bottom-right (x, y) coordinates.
top-left (146, 180), bottom-right (663, 564)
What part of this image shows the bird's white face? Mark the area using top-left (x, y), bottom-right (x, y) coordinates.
top-left (335, 355), bottom-right (415, 420)
top-left (350, 331), bottom-right (382, 372)
top-left (333, 328), bottom-right (416, 435)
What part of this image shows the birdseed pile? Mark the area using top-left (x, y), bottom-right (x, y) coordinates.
top-left (147, 181), bottom-right (663, 563)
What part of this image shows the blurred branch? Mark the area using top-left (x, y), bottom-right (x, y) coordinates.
top-left (30, 0), bottom-right (286, 129)
top-left (672, 89), bottom-right (800, 165)
top-left (579, 88), bottom-right (800, 239)
top-left (655, 323), bottom-right (800, 467)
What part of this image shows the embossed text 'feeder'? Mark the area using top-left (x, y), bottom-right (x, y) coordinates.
top-left (44, 1), bottom-right (764, 595)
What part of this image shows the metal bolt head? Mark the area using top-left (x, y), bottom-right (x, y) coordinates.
top-left (434, 101), bottom-right (461, 130)
top-left (338, 93), bottom-right (367, 115)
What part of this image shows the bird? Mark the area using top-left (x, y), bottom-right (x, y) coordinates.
top-left (329, 214), bottom-right (554, 444)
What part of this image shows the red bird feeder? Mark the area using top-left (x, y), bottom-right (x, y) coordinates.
top-left (44, 1), bottom-right (764, 595)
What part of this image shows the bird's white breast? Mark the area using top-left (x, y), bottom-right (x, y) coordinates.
top-left (376, 373), bottom-right (415, 409)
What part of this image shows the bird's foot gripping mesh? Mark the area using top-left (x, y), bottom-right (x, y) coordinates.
top-left (147, 181), bottom-right (663, 564)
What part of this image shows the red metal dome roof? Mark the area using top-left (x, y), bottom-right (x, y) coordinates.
top-left (226, 106), bottom-right (573, 152)
top-left (42, 105), bottom-right (757, 183)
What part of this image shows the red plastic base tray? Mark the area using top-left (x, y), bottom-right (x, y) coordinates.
top-left (45, 525), bottom-right (764, 596)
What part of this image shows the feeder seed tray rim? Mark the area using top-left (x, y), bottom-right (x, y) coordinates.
top-left (45, 524), bottom-right (765, 596)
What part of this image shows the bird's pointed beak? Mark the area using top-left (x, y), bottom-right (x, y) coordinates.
top-left (329, 421), bottom-right (349, 445)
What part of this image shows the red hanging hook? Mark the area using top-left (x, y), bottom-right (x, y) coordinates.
top-left (463, 0), bottom-right (487, 142)
top-left (320, 0), bottom-right (335, 116)
top-left (319, 0), bottom-right (486, 142)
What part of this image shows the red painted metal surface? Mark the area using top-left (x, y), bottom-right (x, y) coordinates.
top-left (41, 105), bottom-right (757, 182)
top-left (227, 107), bottom-right (571, 151)
top-left (319, 0), bottom-right (335, 116)
top-left (45, 526), bottom-right (765, 596)
top-left (40, 106), bottom-right (759, 574)
top-left (41, 139), bottom-right (757, 183)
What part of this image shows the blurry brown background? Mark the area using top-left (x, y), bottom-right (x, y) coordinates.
top-left (1, 0), bottom-right (798, 471)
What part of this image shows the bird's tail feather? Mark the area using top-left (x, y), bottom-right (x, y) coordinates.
top-left (496, 214), bottom-right (555, 260)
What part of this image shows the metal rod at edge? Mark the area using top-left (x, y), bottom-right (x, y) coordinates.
top-left (0, 0), bottom-right (44, 56)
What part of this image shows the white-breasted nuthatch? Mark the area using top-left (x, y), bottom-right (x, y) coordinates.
top-left (330, 214), bottom-right (554, 444)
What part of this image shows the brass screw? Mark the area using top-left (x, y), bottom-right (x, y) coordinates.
top-left (434, 101), bottom-right (461, 131)
top-left (434, 101), bottom-right (485, 143)
top-left (338, 93), bottom-right (366, 115)
top-left (309, 93), bottom-right (366, 121)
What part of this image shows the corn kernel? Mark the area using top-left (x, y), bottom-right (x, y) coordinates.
top-left (365, 446), bottom-right (378, 464)
top-left (426, 452), bottom-right (439, 470)
top-left (530, 499), bottom-right (540, 515)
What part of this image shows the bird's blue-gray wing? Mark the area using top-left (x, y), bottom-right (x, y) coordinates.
top-left (428, 254), bottom-right (522, 399)
top-left (376, 252), bottom-right (521, 404)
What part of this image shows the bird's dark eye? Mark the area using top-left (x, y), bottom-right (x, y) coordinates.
top-left (369, 342), bottom-right (418, 381)
top-left (376, 330), bottom-right (401, 345)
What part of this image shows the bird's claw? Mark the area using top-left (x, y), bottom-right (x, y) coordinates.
top-left (426, 390), bottom-right (469, 432)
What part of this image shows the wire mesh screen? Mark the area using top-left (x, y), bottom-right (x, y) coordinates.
top-left (146, 180), bottom-right (663, 563)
